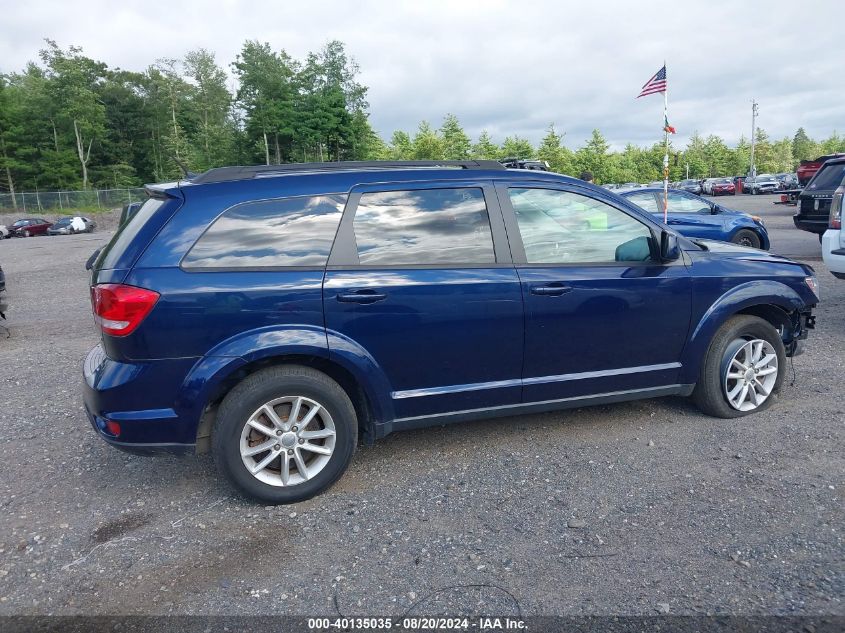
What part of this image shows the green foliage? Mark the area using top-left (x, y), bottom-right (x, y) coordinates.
top-left (412, 121), bottom-right (444, 160)
top-left (439, 114), bottom-right (471, 160)
top-left (471, 130), bottom-right (499, 160)
top-left (0, 39), bottom-right (841, 193)
top-left (501, 136), bottom-right (534, 159)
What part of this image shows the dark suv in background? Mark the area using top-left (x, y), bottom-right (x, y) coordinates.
top-left (84, 160), bottom-right (819, 503)
top-left (794, 157), bottom-right (845, 240)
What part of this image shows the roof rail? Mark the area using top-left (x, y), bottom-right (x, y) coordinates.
top-left (190, 160), bottom-right (506, 184)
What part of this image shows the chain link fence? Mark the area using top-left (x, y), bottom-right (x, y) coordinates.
top-left (0, 188), bottom-right (147, 214)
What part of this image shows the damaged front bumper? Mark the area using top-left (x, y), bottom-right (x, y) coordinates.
top-left (785, 306), bottom-right (815, 357)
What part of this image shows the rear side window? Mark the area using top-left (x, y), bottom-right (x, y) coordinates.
top-left (352, 188), bottom-right (495, 265)
top-left (183, 195), bottom-right (346, 269)
top-left (807, 163), bottom-right (845, 191)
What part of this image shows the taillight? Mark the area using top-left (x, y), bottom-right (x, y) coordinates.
top-left (830, 187), bottom-right (843, 229)
top-left (90, 284), bottom-right (160, 336)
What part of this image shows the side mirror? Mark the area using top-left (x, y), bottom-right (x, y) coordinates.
top-left (659, 230), bottom-right (681, 262)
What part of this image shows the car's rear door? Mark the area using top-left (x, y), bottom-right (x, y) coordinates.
top-left (498, 181), bottom-right (692, 403)
top-left (323, 180), bottom-right (524, 421)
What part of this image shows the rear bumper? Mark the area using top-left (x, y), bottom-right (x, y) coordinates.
top-left (793, 216), bottom-right (828, 235)
top-left (82, 344), bottom-right (199, 451)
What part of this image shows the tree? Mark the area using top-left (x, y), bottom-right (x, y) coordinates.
top-left (471, 130), bottom-right (499, 159)
top-left (536, 124), bottom-right (573, 175)
top-left (792, 127), bottom-right (816, 162)
top-left (184, 49), bottom-right (232, 170)
top-left (387, 130), bottom-right (412, 160)
top-left (39, 41), bottom-right (107, 189)
top-left (411, 121), bottom-right (443, 159)
top-left (439, 114), bottom-right (471, 160)
top-left (501, 136), bottom-right (533, 159)
top-left (574, 129), bottom-right (610, 183)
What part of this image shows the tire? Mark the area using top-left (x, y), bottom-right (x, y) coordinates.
top-left (731, 229), bottom-right (761, 249)
top-left (212, 365), bottom-right (357, 504)
top-left (692, 315), bottom-right (786, 419)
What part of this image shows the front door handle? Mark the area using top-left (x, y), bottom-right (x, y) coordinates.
top-left (336, 290), bottom-right (387, 304)
top-left (530, 284), bottom-right (573, 296)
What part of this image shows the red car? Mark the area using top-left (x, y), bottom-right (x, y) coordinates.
top-left (798, 153), bottom-right (845, 186)
top-left (10, 218), bottom-right (52, 237)
top-left (710, 178), bottom-right (736, 196)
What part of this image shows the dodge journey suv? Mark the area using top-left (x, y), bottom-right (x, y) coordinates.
top-left (84, 160), bottom-right (819, 503)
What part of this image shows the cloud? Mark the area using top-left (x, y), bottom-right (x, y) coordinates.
top-left (1, 0), bottom-right (842, 149)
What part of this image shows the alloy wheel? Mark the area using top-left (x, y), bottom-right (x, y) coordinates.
top-left (722, 338), bottom-right (779, 411)
top-left (239, 396), bottom-right (336, 487)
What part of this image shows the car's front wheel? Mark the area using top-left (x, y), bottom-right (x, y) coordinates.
top-left (212, 365), bottom-right (357, 504)
top-left (692, 315), bottom-right (785, 418)
top-left (731, 229), bottom-right (761, 249)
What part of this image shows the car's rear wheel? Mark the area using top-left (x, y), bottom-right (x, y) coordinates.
top-left (212, 365), bottom-right (357, 504)
top-left (692, 315), bottom-right (785, 418)
top-left (732, 229), bottom-right (761, 249)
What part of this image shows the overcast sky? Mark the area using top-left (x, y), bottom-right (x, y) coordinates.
top-left (1, 0), bottom-right (842, 150)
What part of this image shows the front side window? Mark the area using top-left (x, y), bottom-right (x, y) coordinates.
top-left (509, 188), bottom-right (653, 264)
top-left (624, 191), bottom-right (660, 213)
top-left (667, 192), bottom-right (710, 214)
top-left (353, 188), bottom-right (495, 265)
top-left (183, 195), bottom-right (346, 268)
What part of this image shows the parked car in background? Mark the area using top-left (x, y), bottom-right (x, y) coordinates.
top-left (119, 201), bottom-right (144, 227)
top-left (47, 216), bottom-right (97, 235)
top-left (798, 153), bottom-right (845, 186)
top-left (10, 218), bottom-right (52, 237)
top-left (795, 156), bottom-right (845, 241)
top-left (677, 179), bottom-right (702, 194)
top-left (822, 178), bottom-right (845, 279)
top-left (701, 178), bottom-right (722, 195)
top-left (620, 187), bottom-right (770, 249)
top-left (746, 174), bottom-right (781, 195)
top-left (710, 178), bottom-right (736, 196)
top-left (82, 160), bottom-right (819, 503)
top-left (775, 173), bottom-right (798, 189)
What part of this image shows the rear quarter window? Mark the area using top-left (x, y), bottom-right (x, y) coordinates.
top-left (183, 194), bottom-right (346, 269)
top-left (98, 198), bottom-right (165, 270)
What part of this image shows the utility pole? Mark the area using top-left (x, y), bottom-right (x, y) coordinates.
top-left (749, 100), bottom-right (759, 180)
top-left (685, 163), bottom-right (689, 179)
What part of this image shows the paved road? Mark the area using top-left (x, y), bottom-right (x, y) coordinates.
top-left (0, 225), bottom-right (841, 618)
top-left (703, 193), bottom-right (820, 260)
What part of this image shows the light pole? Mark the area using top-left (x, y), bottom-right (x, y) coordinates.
top-left (749, 100), bottom-right (758, 180)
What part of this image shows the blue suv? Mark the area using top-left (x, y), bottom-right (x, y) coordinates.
top-left (84, 161), bottom-right (819, 503)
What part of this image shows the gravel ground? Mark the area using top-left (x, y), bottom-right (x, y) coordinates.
top-left (0, 214), bottom-right (842, 617)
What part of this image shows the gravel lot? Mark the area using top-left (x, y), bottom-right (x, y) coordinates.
top-left (0, 195), bottom-right (842, 618)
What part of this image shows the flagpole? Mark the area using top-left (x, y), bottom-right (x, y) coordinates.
top-left (663, 63), bottom-right (669, 224)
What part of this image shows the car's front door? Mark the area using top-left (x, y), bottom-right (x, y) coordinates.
top-left (323, 181), bottom-right (524, 421)
top-left (498, 183), bottom-right (693, 403)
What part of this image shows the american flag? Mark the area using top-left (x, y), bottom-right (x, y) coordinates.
top-left (637, 65), bottom-right (667, 98)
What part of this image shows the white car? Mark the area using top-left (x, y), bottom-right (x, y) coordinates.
top-left (0, 225), bottom-right (9, 239)
top-left (822, 182), bottom-right (845, 279)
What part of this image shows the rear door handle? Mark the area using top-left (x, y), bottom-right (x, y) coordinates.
top-left (336, 290), bottom-right (387, 304)
top-left (530, 284), bottom-right (572, 296)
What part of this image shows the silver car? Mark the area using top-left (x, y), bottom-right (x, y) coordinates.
top-left (747, 174), bottom-right (781, 194)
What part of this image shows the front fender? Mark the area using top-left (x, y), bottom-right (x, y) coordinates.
top-left (680, 280), bottom-right (803, 384)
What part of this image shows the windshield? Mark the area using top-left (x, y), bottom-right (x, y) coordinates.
top-left (53, 217), bottom-right (73, 226)
top-left (12, 220), bottom-right (28, 227)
